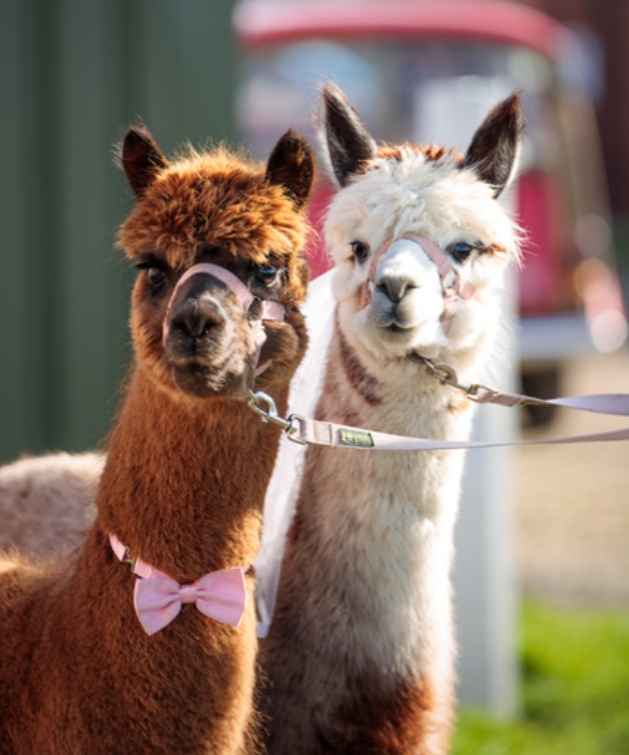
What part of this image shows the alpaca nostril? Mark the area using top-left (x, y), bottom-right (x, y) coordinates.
top-left (377, 276), bottom-right (414, 304)
top-left (171, 298), bottom-right (226, 339)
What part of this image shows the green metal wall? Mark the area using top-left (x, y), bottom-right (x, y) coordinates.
top-left (0, 0), bottom-right (236, 463)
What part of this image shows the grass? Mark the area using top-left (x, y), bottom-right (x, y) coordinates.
top-left (452, 601), bottom-right (629, 755)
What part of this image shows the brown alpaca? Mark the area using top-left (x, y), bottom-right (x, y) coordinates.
top-left (0, 125), bottom-right (314, 754)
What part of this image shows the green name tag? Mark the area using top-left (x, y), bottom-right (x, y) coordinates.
top-left (339, 428), bottom-right (374, 448)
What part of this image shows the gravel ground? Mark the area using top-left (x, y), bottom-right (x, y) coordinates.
top-left (516, 347), bottom-right (629, 606)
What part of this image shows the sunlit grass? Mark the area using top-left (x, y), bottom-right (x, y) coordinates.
top-left (452, 601), bottom-right (629, 755)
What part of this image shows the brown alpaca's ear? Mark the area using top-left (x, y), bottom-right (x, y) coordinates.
top-left (320, 82), bottom-right (377, 188)
top-left (265, 130), bottom-right (315, 210)
top-left (462, 93), bottom-right (524, 198)
top-left (121, 125), bottom-right (168, 198)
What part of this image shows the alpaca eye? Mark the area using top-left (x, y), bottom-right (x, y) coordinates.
top-left (448, 242), bottom-right (474, 263)
top-left (146, 267), bottom-right (166, 288)
top-left (350, 240), bottom-right (370, 264)
top-left (135, 257), bottom-right (168, 289)
top-left (255, 266), bottom-right (279, 287)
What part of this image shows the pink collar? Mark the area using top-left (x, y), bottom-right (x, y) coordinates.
top-left (162, 262), bottom-right (285, 376)
top-left (359, 233), bottom-right (475, 334)
top-left (110, 533), bottom-right (248, 636)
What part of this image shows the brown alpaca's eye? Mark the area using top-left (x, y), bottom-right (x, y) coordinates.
top-left (350, 240), bottom-right (370, 264)
top-left (135, 255), bottom-right (169, 290)
top-left (146, 267), bottom-right (166, 288)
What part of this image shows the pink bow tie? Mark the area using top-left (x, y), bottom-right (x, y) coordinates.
top-left (110, 534), bottom-right (247, 636)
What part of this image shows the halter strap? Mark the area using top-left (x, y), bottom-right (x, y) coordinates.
top-left (359, 234), bottom-right (475, 334)
top-left (162, 262), bottom-right (285, 375)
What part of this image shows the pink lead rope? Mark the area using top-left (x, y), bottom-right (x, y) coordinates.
top-left (249, 362), bottom-right (629, 452)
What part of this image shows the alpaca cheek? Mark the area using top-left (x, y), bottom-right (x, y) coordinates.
top-left (331, 260), bottom-right (362, 305)
top-left (448, 294), bottom-right (493, 353)
top-left (255, 320), bottom-right (303, 388)
top-left (130, 309), bottom-right (159, 358)
top-left (130, 284), bottom-right (169, 353)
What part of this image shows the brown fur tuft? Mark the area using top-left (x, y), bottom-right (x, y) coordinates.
top-left (316, 674), bottom-right (451, 755)
top-left (377, 142), bottom-right (457, 164)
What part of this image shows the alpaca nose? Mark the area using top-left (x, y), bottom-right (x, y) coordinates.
top-left (171, 295), bottom-right (226, 339)
top-left (377, 275), bottom-right (414, 303)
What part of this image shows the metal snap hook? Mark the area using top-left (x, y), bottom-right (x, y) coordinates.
top-left (248, 390), bottom-right (292, 430)
top-left (248, 390), bottom-right (308, 444)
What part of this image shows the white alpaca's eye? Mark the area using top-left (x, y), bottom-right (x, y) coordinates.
top-left (350, 240), bottom-right (370, 264)
top-left (448, 242), bottom-right (474, 263)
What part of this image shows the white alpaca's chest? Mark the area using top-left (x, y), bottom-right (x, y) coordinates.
top-left (307, 415), bottom-right (467, 677)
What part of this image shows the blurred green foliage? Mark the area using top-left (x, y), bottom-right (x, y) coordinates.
top-left (453, 600), bottom-right (629, 755)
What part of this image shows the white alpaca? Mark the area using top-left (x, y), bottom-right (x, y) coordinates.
top-left (258, 83), bottom-right (523, 755)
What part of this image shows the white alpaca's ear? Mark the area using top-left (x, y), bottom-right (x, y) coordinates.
top-left (318, 82), bottom-right (377, 188)
top-left (462, 93), bottom-right (525, 198)
top-left (120, 125), bottom-right (169, 199)
top-left (266, 129), bottom-right (316, 209)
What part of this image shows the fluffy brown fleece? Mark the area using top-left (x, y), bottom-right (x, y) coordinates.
top-left (0, 125), bottom-right (314, 754)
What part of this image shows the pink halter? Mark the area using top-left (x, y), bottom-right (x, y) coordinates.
top-left (359, 233), bottom-right (476, 335)
top-left (162, 262), bottom-right (285, 375)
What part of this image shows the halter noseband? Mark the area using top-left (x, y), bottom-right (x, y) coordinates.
top-left (359, 233), bottom-right (475, 335)
top-left (162, 262), bottom-right (285, 375)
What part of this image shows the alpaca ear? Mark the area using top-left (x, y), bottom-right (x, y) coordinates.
top-left (462, 93), bottom-right (524, 198)
top-left (319, 82), bottom-right (377, 188)
top-left (121, 125), bottom-right (168, 198)
top-left (265, 130), bottom-right (316, 210)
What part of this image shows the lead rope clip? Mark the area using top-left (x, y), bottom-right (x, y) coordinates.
top-left (248, 390), bottom-right (307, 445)
top-left (410, 355), bottom-right (490, 400)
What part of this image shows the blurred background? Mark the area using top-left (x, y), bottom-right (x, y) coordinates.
top-left (1, 0), bottom-right (628, 750)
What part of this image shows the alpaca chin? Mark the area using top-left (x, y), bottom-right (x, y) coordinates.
top-left (170, 358), bottom-right (253, 400)
top-left (341, 302), bottom-right (446, 365)
top-left (163, 325), bottom-right (256, 400)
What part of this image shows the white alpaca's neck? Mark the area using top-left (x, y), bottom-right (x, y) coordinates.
top-left (303, 323), bottom-right (475, 675)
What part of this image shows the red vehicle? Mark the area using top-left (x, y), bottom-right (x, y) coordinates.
top-left (234, 0), bottom-right (627, 418)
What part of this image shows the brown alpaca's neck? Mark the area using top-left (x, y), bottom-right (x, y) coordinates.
top-left (96, 366), bottom-right (284, 582)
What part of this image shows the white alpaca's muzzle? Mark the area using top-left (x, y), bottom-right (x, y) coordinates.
top-left (359, 234), bottom-right (476, 335)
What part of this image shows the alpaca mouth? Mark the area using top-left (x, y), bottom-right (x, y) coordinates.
top-left (168, 339), bottom-right (254, 398)
top-left (383, 322), bottom-right (409, 334)
top-left (160, 303), bottom-right (261, 398)
top-left (171, 360), bottom-right (252, 399)
top-left (376, 320), bottom-right (415, 340)
top-left (371, 316), bottom-right (447, 360)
